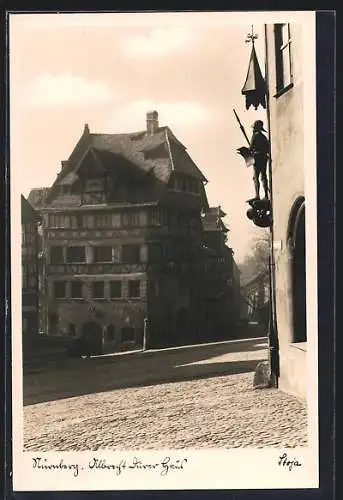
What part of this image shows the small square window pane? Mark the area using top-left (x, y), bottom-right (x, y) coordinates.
top-left (110, 281), bottom-right (122, 298)
top-left (92, 281), bottom-right (104, 299)
top-left (71, 281), bottom-right (83, 298)
top-left (282, 46), bottom-right (292, 87)
top-left (94, 246), bottom-right (112, 262)
top-left (282, 23), bottom-right (290, 44)
top-left (128, 280), bottom-right (140, 298)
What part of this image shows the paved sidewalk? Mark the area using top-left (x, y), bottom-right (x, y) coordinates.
top-left (23, 338), bottom-right (307, 450)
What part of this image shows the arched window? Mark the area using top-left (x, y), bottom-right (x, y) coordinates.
top-left (287, 197), bottom-right (306, 343)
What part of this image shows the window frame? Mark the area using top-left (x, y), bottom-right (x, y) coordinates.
top-left (53, 281), bottom-right (67, 299)
top-left (128, 280), bottom-right (140, 298)
top-left (83, 214), bottom-right (95, 229)
top-left (66, 246), bottom-right (86, 263)
top-left (93, 246), bottom-right (113, 263)
top-left (112, 213), bottom-right (121, 228)
top-left (130, 212), bottom-right (142, 227)
top-left (94, 213), bottom-right (112, 228)
top-left (109, 280), bottom-right (122, 299)
top-left (70, 280), bottom-right (83, 299)
top-left (274, 23), bottom-right (293, 97)
top-left (92, 281), bottom-right (105, 299)
top-left (49, 214), bottom-right (69, 228)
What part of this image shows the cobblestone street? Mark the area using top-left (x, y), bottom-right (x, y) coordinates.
top-left (23, 338), bottom-right (308, 450)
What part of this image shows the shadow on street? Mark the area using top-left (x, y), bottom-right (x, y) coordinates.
top-left (23, 338), bottom-right (268, 406)
top-left (24, 336), bottom-right (268, 372)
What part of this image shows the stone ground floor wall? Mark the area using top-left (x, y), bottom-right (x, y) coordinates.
top-left (22, 310), bottom-right (40, 358)
top-left (278, 343), bottom-right (307, 399)
top-left (43, 270), bottom-right (247, 352)
top-left (273, 196), bottom-right (307, 400)
top-left (274, 246), bottom-right (308, 399)
top-left (22, 309), bottom-right (39, 334)
top-left (47, 300), bottom-right (147, 354)
top-left (147, 273), bottom-right (192, 348)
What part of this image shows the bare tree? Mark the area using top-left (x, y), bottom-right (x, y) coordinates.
top-left (239, 232), bottom-right (271, 285)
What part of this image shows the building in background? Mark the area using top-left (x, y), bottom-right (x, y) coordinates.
top-left (265, 23), bottom-right (307, 398)
top-left (240, 270), bottom-right (269, 329)
top-left (27, 187), bottom-right (50, 209)
top-left (21, 195), bottom-right (41, 350)
top-left (199, 206), bottom-right (241, 340)
top-left (29, 111), bottom-right (240, 354)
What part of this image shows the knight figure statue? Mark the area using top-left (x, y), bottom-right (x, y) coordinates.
top-left (250, 120), bottom-right (270, 200)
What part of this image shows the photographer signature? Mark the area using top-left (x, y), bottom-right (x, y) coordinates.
top-left (278, 452), bottom-right (302, 471)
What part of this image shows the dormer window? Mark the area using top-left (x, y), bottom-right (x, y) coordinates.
top-left (81, 176), bottom-right (106, 205)
top-left (168, 174), bottom-right (200, 195)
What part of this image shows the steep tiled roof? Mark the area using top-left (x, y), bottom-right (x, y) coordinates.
top-left (27, 188), bottom-right (49, 208)
top-left (90, 132), bottom-right (165, 178)
top-left (58, 171), bottom-right (79, 186)
top-left (208, 206), bottom-right (226, 217)
top-left (202, 213), bottom-right (221, 232)
top-left (41, 115), bottom-right (208, 210)
top-left (53, 125), bottom-right (206, 189)
top-left (202, 207), bottom-right (229, 233)
top-left (21, 195), bottom-right (40, 223)
top-left (168, 139), bottom-right (207, 182)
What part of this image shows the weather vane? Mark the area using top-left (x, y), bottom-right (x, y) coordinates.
top-left (245, 25), bottom-right (258, 45)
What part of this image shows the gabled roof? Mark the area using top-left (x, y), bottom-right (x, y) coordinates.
top-left (27, 188), bottom-right (49, 208)
top-left (201, 206), bottom-right (229, 233)
top-left (47, 123), bottom-right (207, 202)
top-left (208, 206), bottom-right (226, 217)
top-left (76, 147), bottom-right (150, 182)
top-left (58, 171), bottom-right (79, 186)
top-left (167, 132), bottom-right (207, 182)
top-left (21, 195), bottom-right (40, 223)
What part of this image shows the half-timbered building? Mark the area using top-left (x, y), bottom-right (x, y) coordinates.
top-left (21, 195), bottom-right (41, 343)
top-left (29, 111), bottom-right (240, 353)
top-left (198, 207), bottom-right (241, 340)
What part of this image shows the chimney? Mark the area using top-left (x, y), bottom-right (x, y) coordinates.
top-left (146, 111), bottom-right (159, 135)
top-left (83, 123), bottom-right (90, 135)
top-left (61, 160), bottom-right (69, 170)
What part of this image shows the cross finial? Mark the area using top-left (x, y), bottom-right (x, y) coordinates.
top-left (245, 24), bottom-right (258, 44)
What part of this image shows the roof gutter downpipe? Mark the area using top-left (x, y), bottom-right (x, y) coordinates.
top-left (264, 23), bottom-right (280, 388)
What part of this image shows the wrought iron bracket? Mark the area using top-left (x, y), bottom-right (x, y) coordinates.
top-left (246, 198), bottom-right (272, 228)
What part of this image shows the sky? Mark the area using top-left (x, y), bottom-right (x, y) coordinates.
top-left (10, 12), bottom-right (269, 264)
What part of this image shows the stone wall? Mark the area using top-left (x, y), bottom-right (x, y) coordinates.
top-left (266, 23), bottom-right (307, 399)
top-left (147, 271), bottom-right (192, 347)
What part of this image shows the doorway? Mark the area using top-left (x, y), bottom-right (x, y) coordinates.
top-left (289, 200), bottom-right (307, 342)
top-left (81, 321), bottom-right (103, 355)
